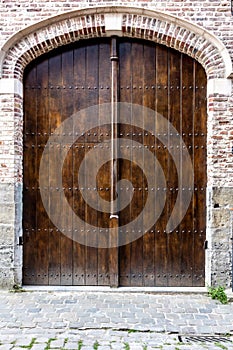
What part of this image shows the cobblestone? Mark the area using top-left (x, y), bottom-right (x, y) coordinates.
top-left (0, 291), bottom-right (232, 349)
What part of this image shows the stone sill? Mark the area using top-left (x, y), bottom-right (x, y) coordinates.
top-left (22, 285), bottom-right (208, 294)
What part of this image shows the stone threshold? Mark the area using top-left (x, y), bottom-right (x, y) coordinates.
top-left (23, 285), bottom-right (208, 293)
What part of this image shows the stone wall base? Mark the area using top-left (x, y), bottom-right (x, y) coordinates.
top-left (207, 187), bottom-right (233, 287)
top-left (0, 268), bottom-right (15, 289)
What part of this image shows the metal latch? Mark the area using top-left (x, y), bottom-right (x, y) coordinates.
top-left (204, 240), bottom-right (208, 250)
top-left (18, 237), bottom-right (23, 246)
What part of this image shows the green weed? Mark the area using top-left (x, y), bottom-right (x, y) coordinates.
top-left (93, 340), bottom-right (100, 349)
top-left (20, 338), bottom-right (36, 349)
top-left (208, 285), bottom-right (228, 304)
top-left (78, 340), bottom-right (83, 350)
top-left (44, 338), bottom-right (57, 350)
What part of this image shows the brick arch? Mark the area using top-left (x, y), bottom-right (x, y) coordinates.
top-left (0, 7), bottom-right (232, 80)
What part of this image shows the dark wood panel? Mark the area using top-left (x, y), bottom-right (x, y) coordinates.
top-left (35, 58), bottom-right (50, 285)
top-left (154, 44), bottom-right (169, 287)
top-left (142, 43), bottom-right (156, 287)
top-left (179, 54), bottom-right (195, 287)
top-left (130, 41), bottom-right (144, 287)
top-left (23, 64), bottom-right (38, 285)
top-left (60, 48), bottom-right (74, 286)
top-left (193, 60), bottom-right (207, 286)
top-left (23, 40), bottom-right (113, 286)
top-left (118, 40), bottom-right (132, 287)
top-left (23, 37), bottom-right (207, 287)
top-left (47, 53), bottom-right (62, 286)
top-left (118, 40), bottom-right (206, 287)
top-left (166, 49), bottom-right (181, 287)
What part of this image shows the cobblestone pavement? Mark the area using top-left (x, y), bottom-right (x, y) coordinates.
top-left (0, 290), bottom-right (233, 349)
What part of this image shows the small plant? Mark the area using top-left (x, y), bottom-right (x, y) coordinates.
top-left (10, 284), bottom-right (26, 293)
top-left (20, 338), bottom-right (36, 349)
top-left (208, 285), bottom-right (228, 304)
top-left (78, 340), bottom-right (83, 350)
top-left (93, 340), bottom-right (99, 350)
top-left (124, 342), bottom-right (130, 350)
top-left (45, 338), bottom-right (57, 350)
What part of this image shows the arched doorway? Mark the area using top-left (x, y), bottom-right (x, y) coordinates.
top-left (23, 37), bottom-right (207, 286)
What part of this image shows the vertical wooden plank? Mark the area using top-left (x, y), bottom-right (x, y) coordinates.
top-left (85, 43), bottom-right (99, 286)
top-left (73, 142), bottom-right (86, 285)
top-left (35, 57), bottom-right (49, 285)
top-left (166, 49), bottom-right (182, 287)
top-left (60, 48), bottom-right (74, 285)
top-left (97, 41), bottom-right (111, 286)
top-left (193, 61), bottom-right (207, 286)
top-left (97, 160), bottom-right (111, 285)
top-left (142, 41), bottom-right (156, 287)
top-left (154, 44), bottom-right (169, 287)
top-left (180, 54), bottom-right (195, 286)
top-left (23, 64), bottom-right (37, 284)
top-left (73, 44), bottom-right (87, 285)
top-left (130, 40), bottom-right (144, 287)
top-left (118, 40), bottom-right (132, 286)
top-left (48, 52), bottom-right (62, 285)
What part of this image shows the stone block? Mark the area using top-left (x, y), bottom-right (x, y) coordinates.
top-left (0, 245), bottom-right (14, 268)
top-left (210, 250), bottom-right (232, 287)
top-left (211, 227), bottom-right (232, 250)
top-left (212, 209), bottom-right (231, 228)
top-left (0, 183), bottom-right (14, 203)
top-left (0, 268), bottom-right (14, 288)
top-left (13, 266), bottom-right (22, 286)
top-left (0, 204), bottom-right (15, 225)
top-left (0, 224), bottom-right (14, 245)
top-left (212, 187), bottom-right (233, 208)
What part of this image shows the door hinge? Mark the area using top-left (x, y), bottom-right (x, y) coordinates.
top-left (204, 240), bottom-right (208, 250)
top-left (18, 236), bottom-right (23, 246)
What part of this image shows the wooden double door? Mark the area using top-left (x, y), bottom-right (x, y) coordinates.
top-left (23, 37), bottom-right (207, 286)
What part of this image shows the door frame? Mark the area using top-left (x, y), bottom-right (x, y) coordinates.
top-left (0, 6), bottom-right (232, 288)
